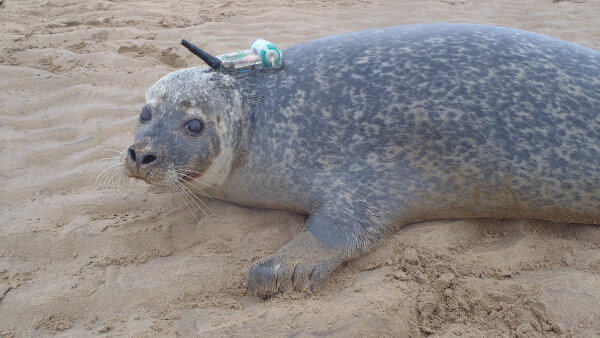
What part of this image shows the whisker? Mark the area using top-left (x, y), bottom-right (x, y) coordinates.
top-left (107, 169), bottom-right (125, 192)
top-left (177, 179), bottom-right (215, 215)
top-left (178, 172), bottom-right (215, 189)
top-left (103, 168), bottom-right (120, 190)
top-left (95, 156), bottom-right (121, 163)
top-left (99, 158), bottom-right (121, 166)
top-left (103, 149), bottom-right (125, 155)
top-left (176, 180), bottom-right (213, 217)
top-left (97, 162), bottom-right (120, 183)
top-left (176, 168), bottom-right (204, 174)
top-left (96, 147), bottom-right (129, 190)
top-left (176, 168), bottom-right (215, 180)
top-left (164, 185), bottom-right (175, 210)
top-left (97, 165), bottom-right (116, 184)
top-left (167, 185), bottom-right (184, 210)
top-left (171, 184), bottom-right (192, 212)
top-left (175, 180), bottom-right (207, 216)
top-left (177, 173), bottom-right (216, 197)
top-left (100, 166), bottom-right (114, 185)
top-left (173, 183), bottom-right (198, 218)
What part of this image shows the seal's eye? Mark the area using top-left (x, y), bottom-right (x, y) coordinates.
top-left (140, 107), bottom-right (152, 123)
top-left (185, 119), bottom-right (204, 135)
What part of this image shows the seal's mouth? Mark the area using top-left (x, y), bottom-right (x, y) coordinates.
top-left (134, 170), bottom-right (154, 185)
top-left (123, 161), bottom-right (161, 185)
top-left (124, 163), bottom-right (147, 182)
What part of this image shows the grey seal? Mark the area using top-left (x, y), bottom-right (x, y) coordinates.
top-left (122, 23), bottom-right (600, 298)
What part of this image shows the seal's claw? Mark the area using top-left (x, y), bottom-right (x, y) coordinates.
top-left (246, 255), bottom-right (289, 297)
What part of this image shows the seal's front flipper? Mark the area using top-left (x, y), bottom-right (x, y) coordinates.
top-left (247, 203), bottom-right (389, 299)
top-left (246, 229), bottom-right (345, 299)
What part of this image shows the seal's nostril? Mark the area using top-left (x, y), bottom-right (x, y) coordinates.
top-left (141, 154), bottom-right (157, 165)
top-left (128, 148), bottom-right (136, 162)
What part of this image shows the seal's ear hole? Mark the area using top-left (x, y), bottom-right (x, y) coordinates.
top-left (140, 106), bottom-right (152, 123)
top-left (216, 116), bottom-right (221, 124)
top-left (185, 119), bottom-right (204, 136)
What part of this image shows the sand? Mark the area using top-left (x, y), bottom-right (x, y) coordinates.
top-left (1, 0), bottom-right (600, 336)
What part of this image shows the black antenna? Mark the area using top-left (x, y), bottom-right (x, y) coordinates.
top-left (181, 39), bottom-right (222, 70)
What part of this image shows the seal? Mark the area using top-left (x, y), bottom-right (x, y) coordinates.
top-left (122, 23), bottom-right (600, 298)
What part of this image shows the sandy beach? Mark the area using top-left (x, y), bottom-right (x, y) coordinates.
top-left (1, 0), bottom-right (600, 336)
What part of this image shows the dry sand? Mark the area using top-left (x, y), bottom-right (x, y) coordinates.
top-left (1, 0), bottom-right (600, 336)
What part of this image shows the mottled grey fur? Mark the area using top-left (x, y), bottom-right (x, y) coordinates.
top-left (125, 23), bottom-right (600, 298)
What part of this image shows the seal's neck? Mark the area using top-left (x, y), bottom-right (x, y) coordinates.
top-left (229, 75), bottom-right (263, 171)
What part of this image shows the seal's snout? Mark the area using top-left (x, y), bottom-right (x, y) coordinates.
top-left (128, 147), bottom-right (157, 166)
top-left (125, 143), bottom-right (162, 183)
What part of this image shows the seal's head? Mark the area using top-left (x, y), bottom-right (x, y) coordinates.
top-left (123, 68), bottom-right (241, 194)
